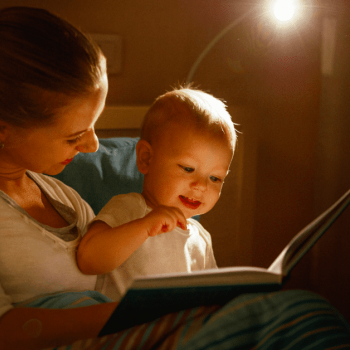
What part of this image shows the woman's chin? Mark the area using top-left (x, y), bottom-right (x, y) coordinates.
top-left (42, 164), bottom-right (67, 176)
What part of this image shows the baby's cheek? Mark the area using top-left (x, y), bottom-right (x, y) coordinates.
top-left (212, 190), bottom-right (222, 207)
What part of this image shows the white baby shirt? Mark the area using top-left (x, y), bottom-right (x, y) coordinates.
top-left (93, 192), bottom-right (217, 301)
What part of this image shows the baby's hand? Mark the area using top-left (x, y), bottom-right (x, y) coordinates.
top-left (143, 206), bottom-right (187, 237)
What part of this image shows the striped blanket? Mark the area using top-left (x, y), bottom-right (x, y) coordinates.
top-left (17, 289), bottom-right (350, 349)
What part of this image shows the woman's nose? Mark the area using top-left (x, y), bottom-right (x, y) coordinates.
top-left (76, 129), bottom-right (99, 153)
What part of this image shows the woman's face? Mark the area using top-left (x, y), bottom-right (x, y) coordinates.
top-left (1, 73), bottom-right (108, 175)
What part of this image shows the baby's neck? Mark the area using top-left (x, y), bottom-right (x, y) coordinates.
top-left (141, 191), bottom-right (155, 209)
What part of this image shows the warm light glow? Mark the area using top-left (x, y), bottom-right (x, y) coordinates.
top-left (274, 0), bottom-right (295, 21)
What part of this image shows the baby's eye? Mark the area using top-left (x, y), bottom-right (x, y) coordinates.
top-left (67, 135), bottom-right (82, 145)
top-left (210, 175), bottom-right (222, 183)
top-left (179, 165), bottom-right (194, 173)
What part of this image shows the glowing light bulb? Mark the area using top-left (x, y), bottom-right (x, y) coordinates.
top-left (274, 0), bottom-right (295, 21)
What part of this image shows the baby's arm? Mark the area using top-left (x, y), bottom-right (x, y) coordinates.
top-left (77, 206), bottom-right (187, 275)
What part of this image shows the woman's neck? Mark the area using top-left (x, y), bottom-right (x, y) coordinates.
top-left (0, 166), bottom-right (30, 194)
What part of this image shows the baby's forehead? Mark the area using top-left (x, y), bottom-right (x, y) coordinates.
top-left (164, 116), bottom-right (232, 145)
top-left (160, 121), bottom-right (233, 155)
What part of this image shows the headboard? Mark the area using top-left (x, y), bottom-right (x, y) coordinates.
top-left (53, 137), bottom-right (143, 215)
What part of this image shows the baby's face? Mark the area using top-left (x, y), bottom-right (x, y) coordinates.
top-left (142, 122), bottom-right (233, 219)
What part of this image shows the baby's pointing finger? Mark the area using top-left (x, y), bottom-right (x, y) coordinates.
top-left (177, 221), bottom-right (187, 230)
top-left (175, 208), bottom-right (187, 230)
top-left (176, 211), bottom-right (187, 230)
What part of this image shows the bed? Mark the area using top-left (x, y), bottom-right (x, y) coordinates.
top-left (28, 136), bottom-right (349, 350)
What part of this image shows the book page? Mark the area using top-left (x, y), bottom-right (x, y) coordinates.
top-left (268, 189), bottom-right (350, 277)
top-left (131, 266), bottom-right (281, 289)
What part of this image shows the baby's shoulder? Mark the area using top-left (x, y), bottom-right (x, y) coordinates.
top-left (97, 192), bottom-right (147, 223)
top-left (106, 192), bottom-right (144, 207)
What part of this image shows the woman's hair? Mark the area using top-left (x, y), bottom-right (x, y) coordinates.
top-left (141, 85), bottom-right (237, 151)
top-left (0, 6), bottom-right (105, 128)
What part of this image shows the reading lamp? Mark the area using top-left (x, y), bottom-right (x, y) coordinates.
top-left (186, 0), bottom-right (299, 83)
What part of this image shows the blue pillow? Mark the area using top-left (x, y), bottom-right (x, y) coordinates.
top-left (52, 138), bottom-right (143, 215)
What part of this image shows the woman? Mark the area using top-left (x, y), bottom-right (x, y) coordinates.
top-left (0, 6), bottom-right (118, 349)
top-left (0, 6), bottom-right (349, 350)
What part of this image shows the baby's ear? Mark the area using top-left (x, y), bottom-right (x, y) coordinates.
top-left (136, 139), bottom-right (153, 174)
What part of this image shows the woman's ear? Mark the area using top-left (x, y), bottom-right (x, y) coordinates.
top-left (136, 139), bottom-right (153, 174)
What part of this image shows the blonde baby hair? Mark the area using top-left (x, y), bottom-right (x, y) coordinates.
top-left (141, 85), bottom-right (237, 152)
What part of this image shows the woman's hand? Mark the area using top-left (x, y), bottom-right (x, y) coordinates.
top-left (0, 302), bottom-right (118, 350)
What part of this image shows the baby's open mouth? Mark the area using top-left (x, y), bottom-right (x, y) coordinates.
top-left (179, 195), bottom-right (201, 209)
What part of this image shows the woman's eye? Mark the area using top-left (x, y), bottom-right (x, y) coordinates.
top-left (210, 176), bottom-right (222, 183)
top-left (67, 135), bottom-right (82, 145)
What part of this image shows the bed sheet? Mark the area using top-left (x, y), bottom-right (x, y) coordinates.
top-left (17, 289), bottom-right (350, 350)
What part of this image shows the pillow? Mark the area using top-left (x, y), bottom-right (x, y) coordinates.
top-left (52, 138), bottom-right (143, 215)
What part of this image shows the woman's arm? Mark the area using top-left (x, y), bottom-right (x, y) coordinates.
top-left (77, 205), bottom-right (187, 275)
top-left (0, 302), bottom-right (118, 350)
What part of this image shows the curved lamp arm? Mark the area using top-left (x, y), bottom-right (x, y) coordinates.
top-left (186, 8), bottom-right (255, 84)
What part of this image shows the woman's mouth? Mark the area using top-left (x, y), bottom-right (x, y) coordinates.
top-left (60, 158), bottom-right (74, 165)
top-left (179, 195), bottom-right (201, 210)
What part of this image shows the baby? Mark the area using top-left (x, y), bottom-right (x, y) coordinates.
top-left (77, 86), bottom-right (237, 300)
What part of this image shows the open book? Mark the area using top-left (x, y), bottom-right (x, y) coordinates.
top-left (99, 189), bottom-right (350, 336)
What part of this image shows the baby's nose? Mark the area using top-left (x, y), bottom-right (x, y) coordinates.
top-left (191, 177), bottom-right (208, 191)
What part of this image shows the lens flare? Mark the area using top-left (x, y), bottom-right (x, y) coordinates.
top-left (274, 0), bottom-right (295, 21)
